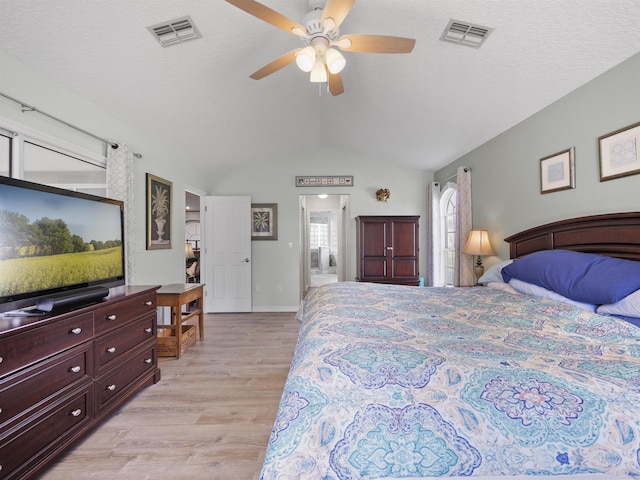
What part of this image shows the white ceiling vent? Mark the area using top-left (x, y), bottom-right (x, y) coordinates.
top-left (148, 16), bottom-right (202, 47)
top-left (440, 19), bottom-right (492, 48)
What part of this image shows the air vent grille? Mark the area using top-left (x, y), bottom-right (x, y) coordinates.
top-left (440, 19), bottom-right (492, 48)
top-left (148, 16), bottom-right (202, 47)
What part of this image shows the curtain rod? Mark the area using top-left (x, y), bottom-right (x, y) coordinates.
top-left (0, 91), bottom-right (142, 158)
top-left (437, 167), bottom-right (470, 185)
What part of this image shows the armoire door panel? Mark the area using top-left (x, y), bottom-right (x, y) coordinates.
top-left (361, 221), bottom-right (387, 257)
top-left (391, 222), bottom-right (418, 257)
top-left (392, 259), bottom-right (418, 278)
top-left (362, 259), bottom-right (387, 278)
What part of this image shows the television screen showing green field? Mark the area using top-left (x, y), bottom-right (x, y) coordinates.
top-left (0, 180), bottom-right (124, 300)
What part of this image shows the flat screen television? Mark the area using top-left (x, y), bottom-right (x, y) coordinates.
top-left (0, 176), bottom-right (125, 314)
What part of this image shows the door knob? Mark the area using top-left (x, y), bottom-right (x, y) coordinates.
top-left (244, 258), bottom-right (250, 262)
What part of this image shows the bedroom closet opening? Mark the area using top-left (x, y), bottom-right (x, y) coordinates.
top-left (299, 194), bottom-right (349, 299)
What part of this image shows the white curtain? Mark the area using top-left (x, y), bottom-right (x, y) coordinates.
top-left (106, 144), bottom-right (136, 284)
top-left (427, 182), bottom-right (442, 286)
top-left (455, 166), bottom-right (473, 286)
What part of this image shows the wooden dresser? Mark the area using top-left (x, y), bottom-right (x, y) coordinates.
top-left (0, 285), bottom-right (161, 480)
top-left (356, 215), bottom-right (420, 286)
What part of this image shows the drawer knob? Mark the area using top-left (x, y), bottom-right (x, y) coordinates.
top-left (0, 356), bottom-right (3, 364)
top-left (70, 365), bottom-right (82, 373)
top-left (71, 327), bottom-right (82, 335)
top-left (145, 358), bottom-right (152, 364)
top-left (107, 384), bottom-right (116, 391)
top-left (144, 327), bottom-right (152, 333)
top-left (70, 409), bottom-right (82, 417)
top-left (107, 314), bottom-right (117, 321)
top-left (107, 347), bottom-right (116, 354)
top-left (145, 301), bottom-right (153, 306)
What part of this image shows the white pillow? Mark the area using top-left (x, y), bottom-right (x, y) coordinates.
top-left (509, 278), bottom-right (597, 312)
top-left (477, 259), bottom-right (513, 284)
top-left (597, 289), bottom-right (640, 318)
top-left (487, 282), bottom-right (518, 294)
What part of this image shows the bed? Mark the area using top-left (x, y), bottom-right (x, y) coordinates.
top-left (260, 212), bottom-right (640, 479)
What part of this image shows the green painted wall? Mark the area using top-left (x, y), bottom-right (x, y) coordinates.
top-left (436, 52), bottom-right (640, 266)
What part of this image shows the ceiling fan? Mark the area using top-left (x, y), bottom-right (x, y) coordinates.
top-left (225, 0), bottom-right (416, 96)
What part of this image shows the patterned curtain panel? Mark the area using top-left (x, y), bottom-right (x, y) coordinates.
top-left (106, 144), bottom-right (136, 284)
top-left (427, 182), bottom-right (442, 286)
top-left (455, 166), bottom-right (473, 286)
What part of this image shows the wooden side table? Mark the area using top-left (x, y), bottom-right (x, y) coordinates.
top-left (156, 283), bottom-right (204, 358)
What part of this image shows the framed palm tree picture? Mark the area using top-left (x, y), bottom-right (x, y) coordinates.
top-left (146, 173), bottom-right (172, 249)
top-left (251, 203), bottom-right (277, 240)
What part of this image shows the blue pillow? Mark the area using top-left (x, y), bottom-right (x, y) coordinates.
top-left (501, 250), bottom-right (640, 305)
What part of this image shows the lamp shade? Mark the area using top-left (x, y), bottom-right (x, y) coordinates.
top-left (462, 230), bottom-right (495, 256)
top-left (310, 57), bottom-right (327, 82)
top-left (185, 242), bottom-right (196, 259)
top-left (295, 46), bottom-right (316, 72)
top-left (325, 47), bottom-right (346, 74)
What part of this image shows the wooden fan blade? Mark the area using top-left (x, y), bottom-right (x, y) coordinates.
top-left (327, 71), bottom-right (344, 96)
top-left (250, 49), bottom-right (300, 80)
top-left (321, 0), bottom-right (355, 30)
top-left (225, 0), bottom-right (306, 36)
top-left (338, 34), bottom-right (416, 53)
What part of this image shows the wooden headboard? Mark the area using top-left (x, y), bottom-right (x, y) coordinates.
top-left (504, 212), bottom-right (640, 261)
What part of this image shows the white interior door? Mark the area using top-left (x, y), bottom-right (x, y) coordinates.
top-left (203, 196), bottom-right (252, 312)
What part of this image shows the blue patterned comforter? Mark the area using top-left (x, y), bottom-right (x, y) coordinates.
top-left (260, 282), bottom-right (640, 479)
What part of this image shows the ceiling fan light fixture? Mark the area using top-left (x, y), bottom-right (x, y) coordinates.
top-left (310, 57), bottom-right (327, 82)
top-left (296, 45), bottom-right (316, 72)
top-left (325, 47), bottom-right (346, 74)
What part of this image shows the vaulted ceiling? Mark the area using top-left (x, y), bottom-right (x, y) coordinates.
top-left (1, 0), bottom-right (640, 173)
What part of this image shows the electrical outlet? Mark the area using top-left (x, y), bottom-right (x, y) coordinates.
top-left (276, 285), bottom-right (282, 293)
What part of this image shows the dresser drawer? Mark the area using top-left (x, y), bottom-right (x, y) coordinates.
top-left (0, 385), bottom-right (93, 480)
top-left (94, 292), bottom-right (156, 336)
top-left (0, 343), bottom-right (92, 436)
top-left (95, 344), bottom-right (156, 414)
top-left (0, 313), bottom-right (93, 379)
top-left (94, 315), bottom-right (155, 374)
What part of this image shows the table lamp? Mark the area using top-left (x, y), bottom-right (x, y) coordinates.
top-left (462, 230), bottom-right (495, 284)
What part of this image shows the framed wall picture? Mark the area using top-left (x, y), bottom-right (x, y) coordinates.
top-left (251, 203), bottom-right (278, 240)
top-left (599, 121), bottom-right (640, 181)
top-left (146, 173), bottom-right (172, 249)
top-left (540, 147), bottom-right (575, 194)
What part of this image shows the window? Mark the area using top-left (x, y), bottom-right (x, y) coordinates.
top-left (0, 123), bottom-right (106, 195)
top-left (441, 186), bottom-right (457, 286)
top-left (23, 141), bottom-right (106, 196)
top-left (309, 221), bottom-right (328, 249)
top-left (330, 219), bottom-right (338, 253)
top-left (0, 129), bottom-right (11, 176)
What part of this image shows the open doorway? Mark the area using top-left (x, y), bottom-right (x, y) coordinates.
top-left (299, 194), bottom-right (349, 299)
top-left (185, 189), bottom-right (204, 284)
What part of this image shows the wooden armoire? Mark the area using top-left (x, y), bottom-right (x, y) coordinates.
top-left (355, 215), bottom-right (420, 285)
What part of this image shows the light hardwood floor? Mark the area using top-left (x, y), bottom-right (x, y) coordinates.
top-left (40, 312), bottom-right (299, 480)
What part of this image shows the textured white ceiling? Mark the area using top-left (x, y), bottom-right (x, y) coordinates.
top-left (1, 0), bottom-right (640, 172)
